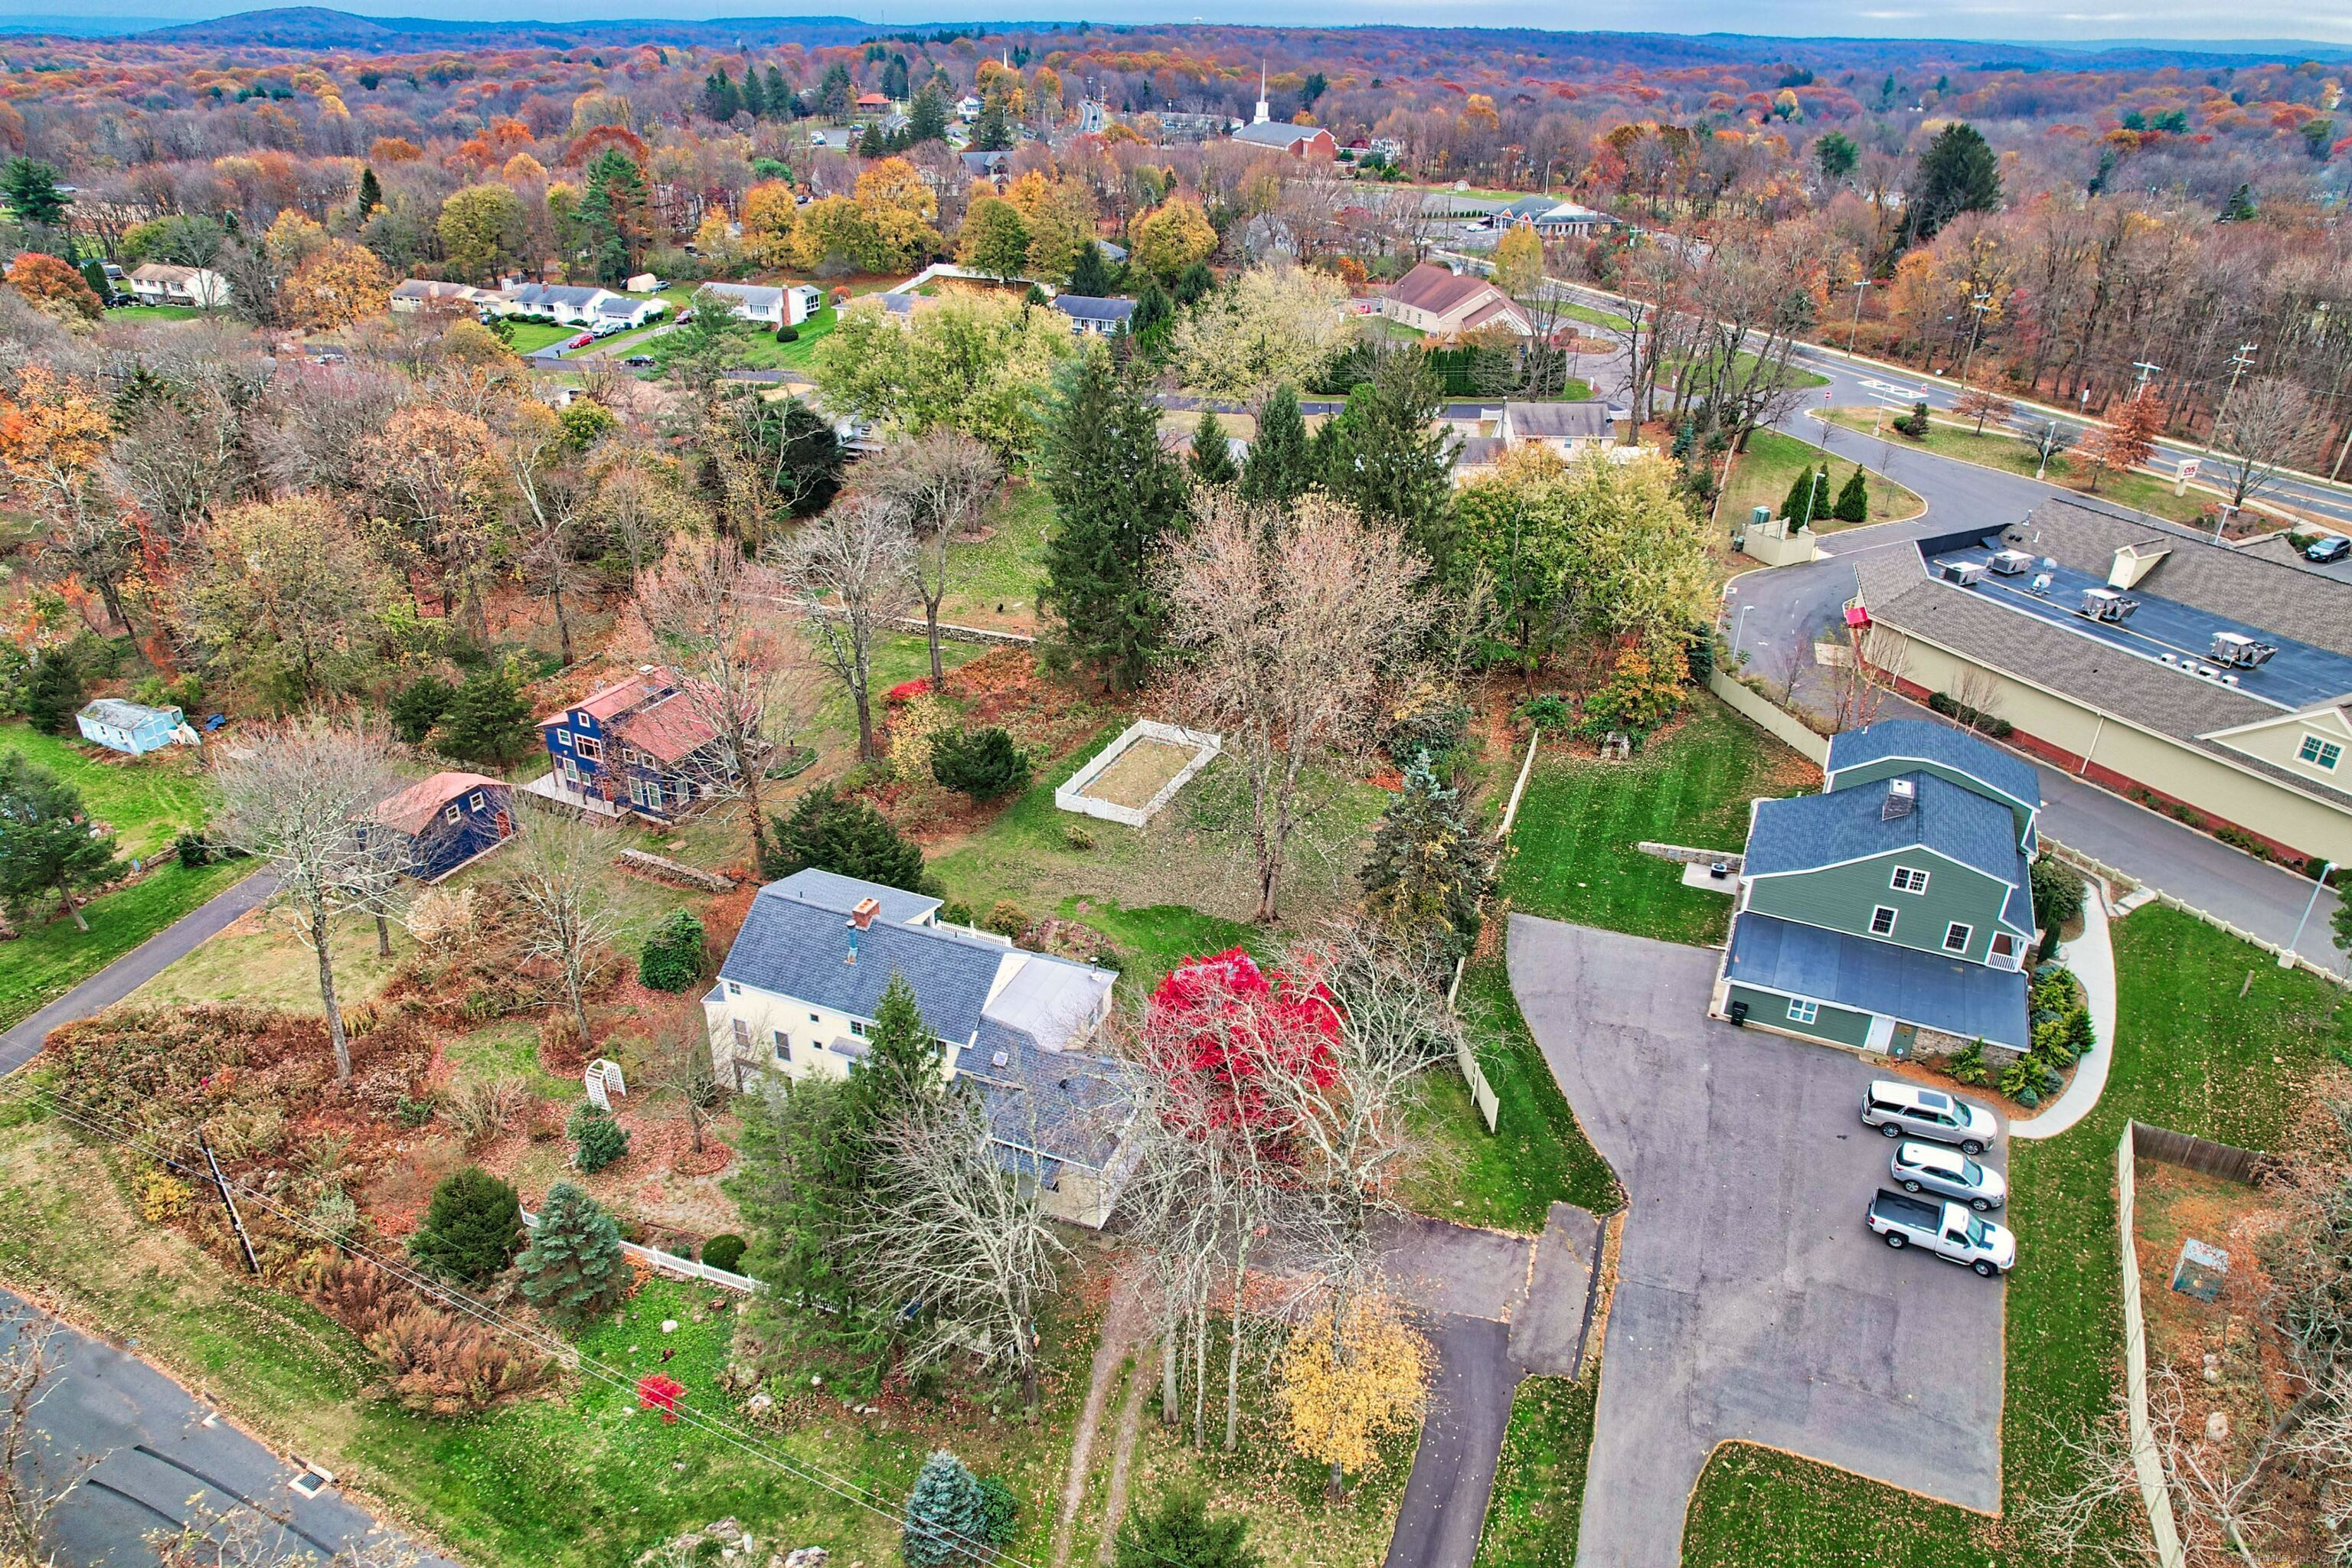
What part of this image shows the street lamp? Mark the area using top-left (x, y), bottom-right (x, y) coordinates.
top-left (1731, 603), bottom-right (1756, 662)
top-left (2282, 861), bottom-right (2335, 969)
top-left (1847, 278), bottom-right (1870, 355)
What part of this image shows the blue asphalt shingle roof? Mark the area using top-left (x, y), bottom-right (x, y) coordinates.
top-left (969, 1019), bottom-right (1132, 1183)
top-left (1826, 719), bottom-right (2040, 815)
top-left (720, 889), bottom-right (1001, 1043)
top-left (1746, 770), bottom-right (2024, 885)
top-left (1727, 912), bottom-right (2030, 1048)
top-left (767, 868), bottom-right (942, 926)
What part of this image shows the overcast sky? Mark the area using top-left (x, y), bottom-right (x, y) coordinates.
top-left (11, 0), bottom-right (2352, 46)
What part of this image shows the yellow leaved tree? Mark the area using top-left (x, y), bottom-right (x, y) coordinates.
top-left (1274, 1292), bottom-right (1430, 1498)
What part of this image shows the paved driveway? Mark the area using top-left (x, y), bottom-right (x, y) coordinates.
top-left (1506, 916), bottom-right (2005, 1568)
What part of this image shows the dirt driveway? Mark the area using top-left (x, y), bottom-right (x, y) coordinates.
top-left (1506, 914), bottom-right (2006, 1568)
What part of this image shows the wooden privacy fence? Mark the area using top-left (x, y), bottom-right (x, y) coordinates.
top-left (2115, 1125), bottom-right (2188, 1568)
top-left (2130, 1121), bottom-right (2272, 1184)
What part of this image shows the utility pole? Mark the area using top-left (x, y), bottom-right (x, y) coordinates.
top-left (2132, 359), bottom-right (2163, 394)
top-left (2282, 861), bottom-right (2334, 969)
top-left (201, 1133), bottom-right (260, 1276)
top-left (1847, 278), bottom-right (1869, 355)
top-left (2036, 419), bottom-right (2064, 481)
top-left (2210, 341), bottom-right (2258, 439)
top-left (1958, 292), bottom-right (1993, 384)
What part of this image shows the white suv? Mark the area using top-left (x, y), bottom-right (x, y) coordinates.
top-left (1862, 1080), bottom-right (1997, 1155)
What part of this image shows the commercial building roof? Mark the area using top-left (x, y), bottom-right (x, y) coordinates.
top-left (1231, 119), bottom-right (1329, 149)
top-left (1747, 769), bottom-right (2024, 886)
top-left (1726, 912), bottom-right (2030, 1049)
top-left (1387, 262), bottom-right (1497, 318)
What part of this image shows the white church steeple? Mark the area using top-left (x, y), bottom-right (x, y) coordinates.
top-left (1253, 60), bottom-right (1269, 124)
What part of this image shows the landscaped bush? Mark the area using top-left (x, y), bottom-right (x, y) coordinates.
top-left (1923, 689), bottom-right (2013, 738)
top-left (982, 900), bottom-right (1028, 939)
top-left (174, 830), bottom-right (213, 867)
top-left (407, 1167), bottom-right (524, 1284)
top-left (890, 692), bottom-right (962, 785)
top-left (1513, 693), bottom-right (1570, 730)
top-left (447, 1076), bottom-right (533, 1150)
top-left (570, 1102), bottom-right (630, 1173)
top-left (699, 1233), bottom-right (746, 1273)
top-left (636, 909), bottom-right (707, 993)
top-left (1381, 682), bottom-right (1472, 774)
top-left (931, 725), bottom-right (1031, 800)
top-left (1579, 645), bottom-right (1687, 740)
top-left (1944, 1040), bottom-right (1988, 1086)
top-left (2029, 856), bottom-right (2086, 932)
top-left (364, 1308), bottom-right (553, 1416)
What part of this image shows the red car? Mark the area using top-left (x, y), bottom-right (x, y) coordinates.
top-left (566, 332), bottom-right (593, 350)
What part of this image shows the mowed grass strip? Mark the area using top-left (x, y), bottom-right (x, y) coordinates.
top-left (0, 859), bottom-right (256, 1034)
top-left (1682, 907), bottom-right (2352, 1563)
top-left (1498, 697), bottom-right (1817, 947)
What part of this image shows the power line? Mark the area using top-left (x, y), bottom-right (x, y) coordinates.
top-left (0, 1078), bottom-right (1042, 1568)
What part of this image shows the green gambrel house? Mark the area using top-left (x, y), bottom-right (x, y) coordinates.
top-left (1713, 718), bottom-right (2041, 1056)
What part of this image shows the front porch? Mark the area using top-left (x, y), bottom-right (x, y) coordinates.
top-left (520, 770), bottom-right (629, 819)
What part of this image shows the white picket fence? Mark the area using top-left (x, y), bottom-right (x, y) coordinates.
top-left (519, 1209), bottom-right (758, 1293)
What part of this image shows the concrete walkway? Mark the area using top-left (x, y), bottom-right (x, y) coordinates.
top-left (0, 867), bottom-right (276, 1075)
top-left (2011, 890), bottom-right (2118, 1142)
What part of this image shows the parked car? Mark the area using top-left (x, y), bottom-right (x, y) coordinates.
top-left (2307, 534), bottom-right (2351, 564)
top-left (624, 354), bottom-right (656, 368)
top-left (675, 308), bottom-right (696, 324)
top-left (566, 332), bottom-right (594, 350)
top-left (1866, 1190), bottom-right (2014, 1277)
top-left (1861, 1080), bottom-right (1997, 1155)
top-left (1890, 1141), bottom-right (2006, 1210)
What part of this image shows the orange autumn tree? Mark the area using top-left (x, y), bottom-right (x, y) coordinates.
top-left (4, 253), bottom-right (103, 322)
top-left (285, 239), bottom-right (393, 329)
top-left (2077, 386), bottom-right (2164, 492)
top-left (0, 367), bottom-right (136, 630)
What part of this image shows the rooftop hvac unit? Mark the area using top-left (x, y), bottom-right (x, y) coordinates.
top-left (2209, 631), bottom-right (2278, 668)
top-left (2030, 572), bottom-right (2055, 593)
top-left (1942, 560), bottom-right (1989, 586)
top-left (1988, 550), bottom-right (2034, 575)
top-left (2079, 588), bottom-right (2139, 622)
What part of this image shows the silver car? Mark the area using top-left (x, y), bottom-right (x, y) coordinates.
top-left (1861, 1080), bottom-right (1998, 1155)
top-left (1890, 1140), bottom-right (2006, 1211)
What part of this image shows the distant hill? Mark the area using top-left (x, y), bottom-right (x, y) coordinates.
top-left (133, 7), bottom-right (890, 49)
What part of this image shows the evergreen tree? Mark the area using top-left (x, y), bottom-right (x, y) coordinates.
top-left (741, 64), bottom-right (768, 119)
top-left (1115, 1492), bottom-right (1261, 1568)
top-left (357, 165), bottom-right (385, 219)
top-left (970, 100), bottom-right (1014, 152)
top-left (23, 655), bottom-right (83, 733)
top-left (906, 83), bottom-right (950, 143)
top-left (1173, 260), bottom-right (1214, 305)
top-left (903, 1452), bottom-right (991, 1568)
top-left (80, 257), bottom-right (113, 305)
top-left (1832, 465), bottom-right (1870, 522)
top-left (2220, 182), bottom-right (2256, 222)
top-left (389, 675), bottom-right (453, 745)
top-left (763, 784), bottom-right (926, 890)
top-left (854, 972), bottom-right (942, 1127)
top-left (435, 665), bottom-right (534, 766)
top-left (1130, 277), bottom-right (1173, 338)
top-left (637, 908), bottom-right (707, 991)
top-left (1037, 348), bottom-right (1187, 691)
top-left (1238, 384), bottom-right (1314, 508)
top-left (408, 1168), bottom-right (524, 1284)
top-left (766, 66), bottom-right (791, 118)
top-left (1, 158), bottom-right (67, 228)
top-left (1905, 122), bottom-right (2000, 245)
top-left (569, 1102), bottom-right (631, 1172)
top-left (749, 395), bottom-right (843, 519)
top-left (701, 67), bottom-right (743, 122)
top-left (0, 753), bottom-right (122, 933)
top-left (1189, 410), bottom-right (1239, 485)
top-left (730, 1072), bottom-right (890, 1374)
top-left (1780, 465), bottom-right (1828, 526)
top-left (517, 1181), bottom-right (628, 1329)
top-left (1065, 240), bottom-right (1114, 297)
top-left (818, 61), bottom-right (854, 119)
top-left (1358, 750), bottom-right (1494, 972)
top-left (579, 149), bottom-right (648, 286)
top-left (858, 122), bottom-right (888, 158)
top-left (930, 726), bottom-right (1031, 799)
top-left (1315, 351), bottom-right (1456, 571)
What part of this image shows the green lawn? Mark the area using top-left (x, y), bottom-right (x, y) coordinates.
top-left (0, 859), bottom-right (256, 1034)
top-left (1, 722), bottom-right (214, 857)
top-left (1682, 907), bottom-right (2352, 1563)
top-left (651, 303), bottom-right (838, 377)
top-left (132, 906), bottom-right (407, 1015)
top-left (1475, 1375), bottom-right (1599, 1568)
top-left (504, 320), bottom-right (577, 354)
top-left (1721, 428), bottom-right (1922, 532)
top-left (1558, 301), bottom-right (1633, 334)
top-left (1820, 408), bottom-right (2243, 531)
top-left (939, 480), bottom-right (1053, 633)
top-left (105, 303), bottom-right (204, 322)
top-left (1498, 697), bottom-right (1817, 947)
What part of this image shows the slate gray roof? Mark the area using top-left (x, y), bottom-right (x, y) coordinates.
top-left (1504, 400), bottom-right (1612, 442)
top-left (1826, 719), bottom-right (2040, 815)
top-left (1854, 546), bottom-right (2352, 812)
top-left (1051, 295), bottom-right (1135, 324)
top-left (968, 1020), bottom-right (1132, 1182)
top-left (506, 283), bottom-right (609, 309)
top-left (700, 282), bottom-right (783, 312)
top-left (767, 867), bottom-right (941, 926)
top-left (1232, 119), bottom-right (1328, 148)
top-left (720, 885), bottom-right (1002, 1042)
top-left (1727, 912), bottom-right (2030, 1049)
top-left (1746, 770), bottom-right (2021, 885)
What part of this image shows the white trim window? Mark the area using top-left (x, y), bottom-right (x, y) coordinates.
top-left (1890, 865), bottom-right (1931, 894)
top-left (467, 791), bottom-right (485, 811)
top-left (554, 730), bottom-right (573, 750)
top-left (1943, 921), bottom-right (1973, 953)
top-left (772, 1030), bottom-right (792, 1063)
top-left (1788, 998), bottom-right (1820, 1024)
top-left (2299, 733), bottom-right (2344, 772)
top-left (443, 804), bottom-right (461, 825)
top-left (1870, 905), bottom-right (1898, 936)
top-left (573, 736), bottom-right (603, 761)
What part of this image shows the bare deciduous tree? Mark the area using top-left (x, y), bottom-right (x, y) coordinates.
top-left (851, 1090), bottom-right (1069, 1410)
top-left (627, 1010), bottom-right (722, 1155)
top-left (213, 717), bottom-right (407, 1081)
top-left (2212, 376), bottom-right (2321, 511)
top-left (504, 806), bottom-right (628, 1051)
top-left (497, 402), bottom-right (594, 668)
top-left (626, 534), bottom-right (811, 871)
top-left (864, 431), bottom-right (1004, 689)
top-left (1, 1305), bottom-right (90, 1568)
top-left (1162, 493), bottom-right (1436, 925)
top-left (786, 492), bottom-right (915, 764)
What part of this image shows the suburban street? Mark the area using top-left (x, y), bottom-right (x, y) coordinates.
top-left (1507, 917), bottom-right (2007, 1568)
top-left (2, 1289), bottom-right (449, 1566)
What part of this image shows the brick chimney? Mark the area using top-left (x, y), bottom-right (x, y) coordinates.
top-left (844, 897), bottom-right (880, 964)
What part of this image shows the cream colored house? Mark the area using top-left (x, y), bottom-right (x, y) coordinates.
top-left (1853, 499), bottom-right (2352, 865)
top-left (704, 869), bottom-right (1136, 1227)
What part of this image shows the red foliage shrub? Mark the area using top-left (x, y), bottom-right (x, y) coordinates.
top-left (1142, 949), bottom-right (1339, 1147)
top-left (884, 678), bottom-right (933, 705)
top-left (639, 1372), bottom-right (684, 1421)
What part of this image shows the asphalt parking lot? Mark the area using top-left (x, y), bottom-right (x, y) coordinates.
top-left (1506, 915), bottom-right (2006, 1568)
